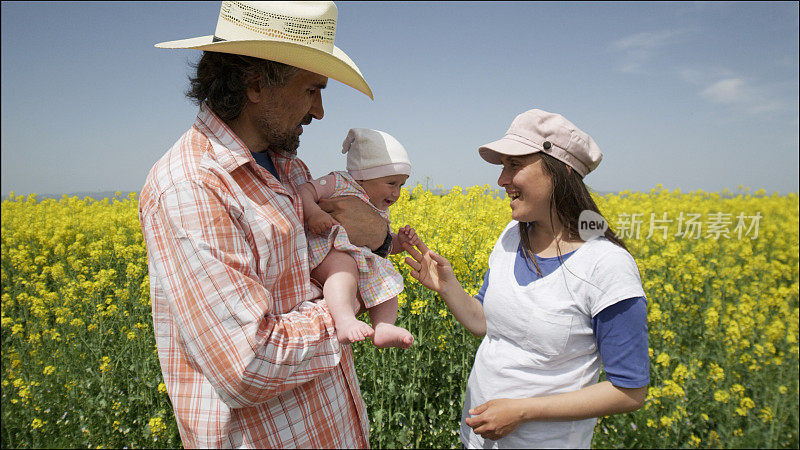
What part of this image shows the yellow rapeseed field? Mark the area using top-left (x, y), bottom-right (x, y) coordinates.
top-left (2, 186), bottom-right (798, 448)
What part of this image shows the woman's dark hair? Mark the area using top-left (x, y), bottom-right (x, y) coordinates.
top-left (519, 153), bottom-right (628, 274)
top-left (186, 51), bottom-right (299, 122)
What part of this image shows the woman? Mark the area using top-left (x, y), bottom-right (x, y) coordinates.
top-left (404, 109), bottom-right (649, 448)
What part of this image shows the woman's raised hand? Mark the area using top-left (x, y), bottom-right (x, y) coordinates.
top-left (403, 239), bottom-right (456, 294)
top-left (404, 238), bottom-right (487, 337)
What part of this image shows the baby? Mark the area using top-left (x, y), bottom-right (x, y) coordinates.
top-left (299, 128), bottom-right (418, 349)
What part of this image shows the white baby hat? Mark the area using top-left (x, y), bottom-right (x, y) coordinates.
top-left (342, 128), bottom-right (411, 180)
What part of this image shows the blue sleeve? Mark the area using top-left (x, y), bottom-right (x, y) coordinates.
top-left (474, 269), bottom-right (490, 304)
top-left (592, 297), bottom-right (650, 388)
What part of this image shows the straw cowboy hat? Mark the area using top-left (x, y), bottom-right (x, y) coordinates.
top-left (155, 1), bottom-right (373, 99)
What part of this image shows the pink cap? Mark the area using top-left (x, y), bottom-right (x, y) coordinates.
top-left (478, 109), bottom-right (602, 177)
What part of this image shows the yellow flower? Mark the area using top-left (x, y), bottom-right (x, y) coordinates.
top-left (671, 363), bottom-right (689, 382)
top-left (18, 387), bottom-right (31, 400)
top-left (99, 356), bottom-right (112, 373)
top-left (708, 362), bottom-right (724, 383)
top-left (148, 417), bottom-right (166, 436)
top-left (158, 382), bottom-right (168, 394)
top-left (31, 418), bottom-right (44, 430)
top-left (649, 306), bottom-right (662, 322)
top-left (739, 396), bottom-right (755, 413)
top-left (3, 183), bottom-right (799, 447)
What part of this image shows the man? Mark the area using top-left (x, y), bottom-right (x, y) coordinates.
top-left (139, 2), bottom-right (390, 447)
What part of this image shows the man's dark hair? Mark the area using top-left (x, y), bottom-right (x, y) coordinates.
top-left (186, 51), bottom-right (299, 122)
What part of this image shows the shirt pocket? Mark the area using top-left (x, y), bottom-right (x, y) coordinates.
top-left (522, 306), bottom-right (573, 357)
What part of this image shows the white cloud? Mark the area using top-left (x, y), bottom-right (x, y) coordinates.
top-left (610, 30), bottom-right (682, 51)
top-left (677, 67), bottom-right (791, 114)
top-left (619, 60), bottom-right (645, 74)
top-left (609, 29), bottom-right (687, 73)
top-left (678, 67), bottom-right (736, 85)
top-left (700, 77), bottom-right (784, 113)
top-left (700, 78), bottom-right (747, 104)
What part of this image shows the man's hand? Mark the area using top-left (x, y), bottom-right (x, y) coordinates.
top-left (318, 196), bottom-right (388, 250)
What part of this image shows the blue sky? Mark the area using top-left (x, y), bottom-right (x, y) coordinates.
top-left (2, 1), bottom-right (798, 196)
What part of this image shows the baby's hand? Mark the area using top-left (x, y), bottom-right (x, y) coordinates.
top-left (308, 210), bottom-right (339, 235)
top-left (396, 225), bottom-right (421, 247)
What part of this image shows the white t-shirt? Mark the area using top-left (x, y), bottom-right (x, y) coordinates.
top-left (461, 221), bottom-right (645, 449)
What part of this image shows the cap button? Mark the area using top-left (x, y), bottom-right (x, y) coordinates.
top-left (543, 141), bottom-right (552, 150)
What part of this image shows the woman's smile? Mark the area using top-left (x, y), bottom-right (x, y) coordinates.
top-left (498, 154), bottom-right (553, 224)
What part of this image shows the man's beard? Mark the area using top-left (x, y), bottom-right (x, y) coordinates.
top-left (269, 130), bottom-right (300, 156)
top-left (258, 115), bottom-right (300, 156)
top-left (257, 108), bottom-right (307, 156)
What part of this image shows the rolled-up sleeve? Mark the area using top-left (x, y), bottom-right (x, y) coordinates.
top-left (143, 179), bottom-right (341, 409)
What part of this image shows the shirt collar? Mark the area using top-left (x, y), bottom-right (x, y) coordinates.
top-left (195, 102), bottom-right (299, 167)
top-left (195, 103), bottom-right (256, 173)
top-left (195, 103), bottom-right (297, 196)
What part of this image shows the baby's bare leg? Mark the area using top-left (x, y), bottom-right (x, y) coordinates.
top-left (312, 250), bottom-right (374, 344)
top-left (369, 297), bottom-right (414, 349)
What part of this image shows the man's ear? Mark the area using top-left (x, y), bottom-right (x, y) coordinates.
top-left (566, 165), bottom-right (573, 175)
top-left (244, 74), bottom-right (263, 103)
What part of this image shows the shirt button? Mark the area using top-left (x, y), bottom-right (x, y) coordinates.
top-left (543, 141), bottom-right (552, 150)
top-left (319, 179), bottom-right (327, 185)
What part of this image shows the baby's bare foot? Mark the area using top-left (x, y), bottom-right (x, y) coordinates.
top-left (372, 323), bottom-right (414, 349)
top-left (335, 318), bottom-right (375, 344)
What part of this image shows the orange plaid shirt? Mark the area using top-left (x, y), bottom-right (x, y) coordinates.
top-left (139, 104), bottom-right (369, 448)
